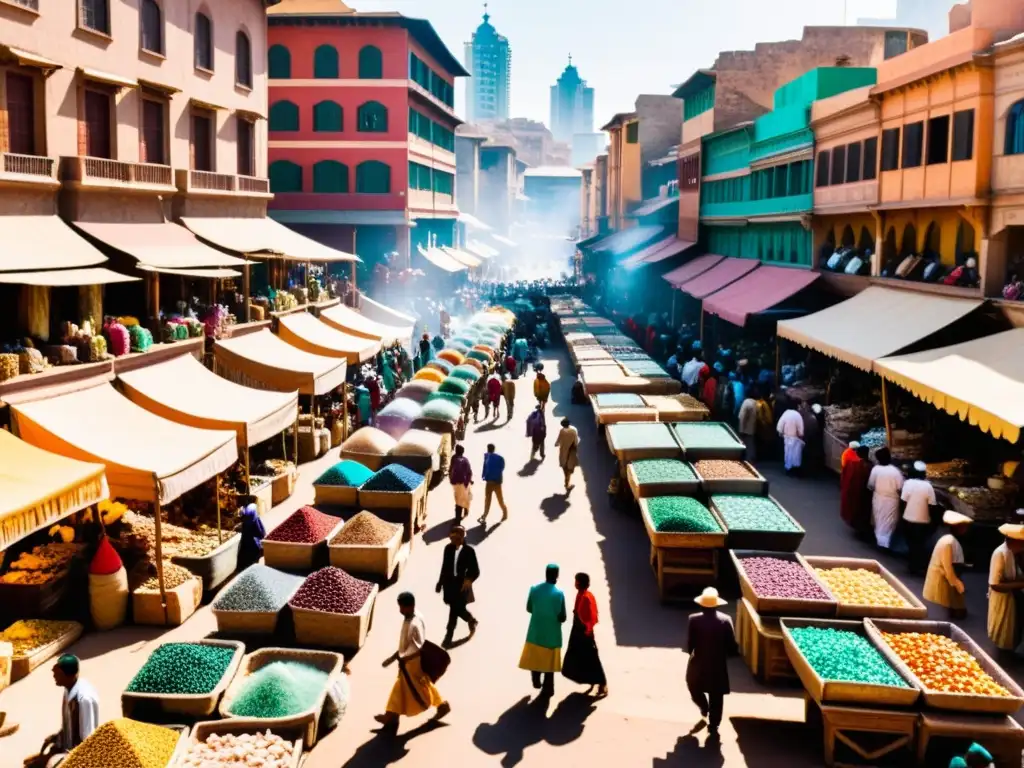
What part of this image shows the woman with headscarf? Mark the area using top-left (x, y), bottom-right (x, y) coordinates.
top-left (840, 445), bottom-right (872, 535)
top-left (868, 447), bottom-right (904, 549)
top-left (562, 572), bottom-right (607, 697)
top-left (237, 503), bottom-right (266, 570)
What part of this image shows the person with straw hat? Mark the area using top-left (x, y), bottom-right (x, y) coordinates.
top-left (686, 588), bottom-right (736, 737)
top-left (923, 511), bottom-right (973, 619)
top-left (901, 460), bottom-right (937, 575)
top-left (987, 521), bottom-right (1024, 651)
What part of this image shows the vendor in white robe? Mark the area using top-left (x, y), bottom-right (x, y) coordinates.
top-left (988, 522), bottom-right (1024, 652)
top-left (923, 510), bottom-right (972, 619)
top-left (867, 447), bottom-right (903, 549)
top-left (776, 404), bottom-right (804, 473)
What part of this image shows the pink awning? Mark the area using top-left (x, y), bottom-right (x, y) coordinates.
top-left (662, 254), bottom-right (725, 288)
top-left (703, 266), bottom-right (819, 326)
top-left (621, 236), bottom-right (694, 268)
top-left (677, 257), bottom-right (759, 299)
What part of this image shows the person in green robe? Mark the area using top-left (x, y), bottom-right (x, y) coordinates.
top-left (518, 564), bottom-right (567, 697)
top-left (355, 384), bottom-right (371, 427)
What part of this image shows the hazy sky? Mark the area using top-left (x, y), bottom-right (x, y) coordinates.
top-left (349, 0), bottom-right (898, 125)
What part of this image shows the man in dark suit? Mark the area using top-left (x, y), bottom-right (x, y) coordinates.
top-left (435, 525), bottom-right (480, 648)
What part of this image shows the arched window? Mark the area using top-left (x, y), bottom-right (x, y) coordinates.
top-left (140, 0), bottom-right (163, 54)
top-left (314, 45), bottom-right (339, 78)
top-left (313, 160), bottom-right (349, 193)
top-left (924, 221), bottom-right (941, 256)
top-left (956, 221), bottom-right (976, 261)
top-left (819, 229), bottom-right (836, 264)
top-left (194, 12), bottom-right (213, 71)
top-left (269, 160), bottom-right (302, 193)
top-left (268, 101), bottom-right (299, 132)
top-left (883, 227), bottom-right (898, 263)
top-left (1007, 101), bottom-right (1024, 156)
top-left (268, 45), bottom-right (291, 79)
top-left (841, 224), bottom-right (855, 248)
top-left (356, 101), bottom-right (388, 133)
top-left (356, 160), bottom-right (390, 193)
top-left (900, 224), bottom-right (917, 257)
top-left (235, 31), bottom-right (252, 88)
top-left (858, 226), bottom-right (874, 253)
top-left (358, 45), bottom-right (383, 79)
top-left (313, 101), bottom-right (343, 132)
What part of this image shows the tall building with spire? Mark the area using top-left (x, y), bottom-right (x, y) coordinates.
top-left (550, 56), bottom-right (595, 145)
top-left (464, 4), bottom-right (511, 123)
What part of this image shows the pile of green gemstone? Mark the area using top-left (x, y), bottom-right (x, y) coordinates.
top-left (673, 423), bottom-right (743, 450)
top-left (126, 643), bottom-right (236, 695)
top-left (607, 423), bottom-right (677, 451)
top-left (631, 459), bottom-right (697, 485)
top-left (711, 495), bottom-right (801, 532)
top-left (646, 497), bottom-right (720, 533)
top-left (789, 626), bottom-right (909, 687)
top-left (228, 661), bottom-right (330, 718)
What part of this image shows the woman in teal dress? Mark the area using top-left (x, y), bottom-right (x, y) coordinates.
top-left (518, 564), bottom-right (567, 697)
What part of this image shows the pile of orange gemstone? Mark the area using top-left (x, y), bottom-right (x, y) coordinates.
top-left (881, 631), bottom-right (1010, 697)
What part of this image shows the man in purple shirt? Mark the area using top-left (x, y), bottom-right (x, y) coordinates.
top-left (449, 444), bottom-right (473, 521)
top-left (480, 443), bottom-right (508, 525)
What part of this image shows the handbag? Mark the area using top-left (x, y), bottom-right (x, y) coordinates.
top-left (419, 640), bottom-right (451, 682)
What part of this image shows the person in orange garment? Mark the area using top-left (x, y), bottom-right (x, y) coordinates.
top-left (841, 440), bottom-right (861, 470)
top-left (534, 371), bottom-right (551, 409)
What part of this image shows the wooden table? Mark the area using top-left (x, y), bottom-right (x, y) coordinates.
top-left (805, 697), bottom-right (917, 767)
top-left (735, 597), bottom-right (796, 684)
top-left (917, 712), bottom-right (1024, 767)
top-left (649, 544), bottom-right (717, 602)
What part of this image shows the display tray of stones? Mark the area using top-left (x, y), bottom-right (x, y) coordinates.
top-left (606, 423), bottom-right (682, 462)
top-left (804, 556), bottom-right (927, 620)
top-left (121, 640), bottom-right (245, 718)
top-left (211, 564), bottom-right (305, 635)
top-left (182, 721), bottom-right (305, 768)
top-left (730, 550), bottom-right (837, 617)
top-left (671, 422), bottom-right (745, 460)
top-left (357, 464), bottom-right (427, 509)
top-left (313, 460), bottom-right (374, 506)
top-left (1, 619), bottom-right (83, 681)
top-left (692, 460), bottom-right (768, 495)
top-left (262, 508), bottom-right (344, 571)
top-left (638, 496), bottom-right (726, 549)
top-left (627, 459), bottom-right (700, 498)
top-left (779, 618), bottom-right (920, 707)
top-left (710, 495), bottom-right (804, 552)
top-left (328, 511), bottom-right (405, 578)
top-left (288, 566), bottom-right (378, 649)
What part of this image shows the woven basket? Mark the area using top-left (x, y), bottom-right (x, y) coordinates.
top-left (291, 585), bottom-right (378, 650)
top-left (219, 647), bottom-right (345, 748)
top-left (263, 520), bottom-right (345, 572)
top-left (132, 577), bottom-right (203, 626)
top-left (121, 639), bottom-right (244, 718)
top-left (178, 720), bottom-right (304, 768)
top-left (328, 527), bottom-right (402, 578)
top-left (731, 550), bottom-right (837, 617)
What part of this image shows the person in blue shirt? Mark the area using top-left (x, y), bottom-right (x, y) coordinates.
top-left (480, 443), bottom-right (508, 525)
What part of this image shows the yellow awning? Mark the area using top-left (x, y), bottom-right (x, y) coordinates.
top-left (0, 45), bottom-right (61, 72)
top-left (180, 216), bottom-right (359, 262)
top-left (278, 312), bottom-right (380, 364)
top-left (777, 287), bottom-right (983, 372)
top-left (118, 354), bottom-right (299, 449)
top-left (0, 215), bottom-right (108, 272)
top-left (11, 383), bottom-right (237, 504)
top-left (442, 246), bottom-right (482, 268)
top-left (320, 304), bottom-right (412, 348)
top-left (78, 67), bottom-right (138, 89)
top-left (876, 328), bottom-right (1024, 443)
top-left (214, 329), bottom-right (347, 396)
top-left (74, 220), bottom-right (248, 269)
top-left (0, 430), bottom-right (107, 551)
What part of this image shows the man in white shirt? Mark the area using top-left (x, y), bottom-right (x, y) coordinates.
top-left (901, 460), bottom-right (937, 574)
top-left (25, 655), bottom-right (99, 768)
top-left (680, 350), bottom-right (706, 390)
top-left (776, 402), bottom-right (805, 474)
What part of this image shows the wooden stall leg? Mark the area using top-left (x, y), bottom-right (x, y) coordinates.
top-left (293, 415), bottom-right (299, 464)
top-left (216, 473), bottom-right (223, 545)
top-left (153, 489), bottom-right (168, 624)
top-left (881, 378), bottom-right (893, 447)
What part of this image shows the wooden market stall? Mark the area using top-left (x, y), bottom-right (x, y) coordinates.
top-left (277, 311), bottom-right (381, 365)
top-left (213, 329), bottom-right (347, 397)
top-left (357, 293), bottom-right (416, 329)
top-left (319, 303), bottom-right (412, 349)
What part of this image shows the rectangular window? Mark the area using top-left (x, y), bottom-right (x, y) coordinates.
top-left (902, 121), bottom-right (923, 168)
top-left (140, 99), bottom-right (165, 165)
top-left (846, 142), bottom-right (862, 183)
top-left (926, 115), bottom-right (950, 165)
top-left (815, 150), bottom-right (830, 188)
top-left (84, 89), bottom-right (112, 159)
top-left (191, 111), bottom-right (214, 171)
top-left (881, 128), bottom-right (900, 171)
top-left (830, 145), bottom-right (846, 185)
top-left (952, 109), bottom-right (975, 161)
top-left (79, 0), bottom-right (110, 35)
top-left (5, 73), bottom-right (36, 156)
top-left (884, 30), bottom-right (908, 60)
top-left (625, 122), bottom-right (638, 144)
top-left (863, 137), bottom-right (878, 180)
top-left (237, 118), bottom-right (254, 177)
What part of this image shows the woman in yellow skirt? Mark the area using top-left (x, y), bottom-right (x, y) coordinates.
top-left (376, 592), bottom-right (450, 729)
top-left (519, 564), bottom-right (567, 697)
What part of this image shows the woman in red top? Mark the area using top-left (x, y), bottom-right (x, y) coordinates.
top-left (701, 369), bottom-right (719, 414)
top-left (561, 572), bottom-right (607, 697)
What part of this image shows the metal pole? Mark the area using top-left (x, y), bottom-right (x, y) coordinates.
top-left (881, 377), bottom-right (893, 446)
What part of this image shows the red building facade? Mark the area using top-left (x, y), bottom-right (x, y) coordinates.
top-left (266, 2), bottom-right (467, 273)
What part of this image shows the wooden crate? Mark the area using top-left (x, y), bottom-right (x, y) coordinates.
top-left (779, 618), bottom-right (921, 708)
top-left (328, 526), bottom-right (403, 578)
top-left (132, 577), bottom-right (203, 626)
top-left (291, 585), bottom-right (378, 650)
top-left (339, 449), bottom-right (387, 471)
top-left (802, 556), bottom-right (927, 620)
top-left (865, 619), bottom-right (1024, 715)
top-left (650, 544), bottom-right (718, 601)
top-left (694, 461), bottom-right (769, 495)
top-left (730, 550), bottom-right (837, 617)
top-left (313, 484), bottom-right (359, 506)
top-left (638, 498), bottom-right (726, 549)
top-left (172, 534), bottom-right (240, 593)
top-left (9, 622), bottom-right (83, 682)
top-left (671, 422), bottom-right (747, 461)
top-left (606, 423), bottom-right (682, 463)
top-left (710, 495), bottom-right (805, 553)
top-left (627, 461), bottom-right (701, 499)
top-left (272, 465), bottom-right (298, 505)
top-left (263, 519), bottom-right (345, 572)
top-left (735, 598), bottom-right (796, 684)
top-left (177, 720), bottom-right (304, 768)
top-left (122, 639), bottom-right (244, 719)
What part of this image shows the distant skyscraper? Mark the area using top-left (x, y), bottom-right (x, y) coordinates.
top-left (857, 0), bottom-right (957, 40)
top-left (464, 4), bottom-right (511, 123)
top-left (550, 56), bottom-right (595, 145)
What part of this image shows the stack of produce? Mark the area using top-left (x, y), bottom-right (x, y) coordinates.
top-left (437, 350), bottom-right (465, 366)
top-left (131, 562), bottom-right (195, 592)
top-left (227, 661), bottom-right (330, 718)
top-left (314, 460), bottom-right (374, 489)
top-left (128, 325), bottom-right (153, 354)
top-left (0, 543), bottom-right (83, 585)
top-left (0, 619), bottom-right (80, 657)
top-left (438, 377), bottom-right (470, 397)
top-left (361, 464), bottom-right (424, 493)
top-left (645, 497), bottom-right (720, 533)
top-left (814, 568), bottom-right (910, 609)
top-left (330, 512), bottom-right (401, 545)
top-left (712, 496), bottom-right (800, 532)
top-left (61, 718), bottom-right (180, 768)
top-left (741, 557), bottom-right (831, 601)
top-left (181, 731), bottom-right (294, 768)
top-left (390, 429), bottom-right (442, 458)
top-left (266, 508), bottom-right (341, 544)
top-left (693, 460), bottom-right (756, 480)
top-left (631, 459), bottom-right (697, 485)
top-left (451, 364), bottom-right (482, 382)
top-left (789, 626), bottom-right (909, 687)
top-left (419, 398), bottom-right (462, 424)
top-left (375, 399), bottom-right (422, 439)
top-left (594, 393), bottom-right (645, 408)
top-left (119, 511), bottom-right (223, 560)
top-left (926, 459), bottom-right (973, 485)
top-left (425, 358), bottom-right (454, 375)
top-left (290, 567), bottom-right (374, 615)
top-left (212, 565), bottom-right (304, 614)
top-left (126, 643), bottom-right (236, 695)
top-left (879, 632), bottom-right (1011, 696)
top-left (341, 427), bottom-right (398, 458)
top-left (823, 404), bottom-right (884, 442)
top-left (674, 423), bottom-right (742, 450)
top-left (394, 380), bottom-right (440, 403)
top-left (413, 368), bottom-right (445, 384)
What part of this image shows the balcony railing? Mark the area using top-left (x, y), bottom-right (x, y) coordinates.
top-left (0, 152), bottom-right (58, 185)
top-left (176, 169), bottom-right (271, 197)
top-left (701, 193), bottom-right (813, 219)
top-left (63, 156), bottom-right (176, 192)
